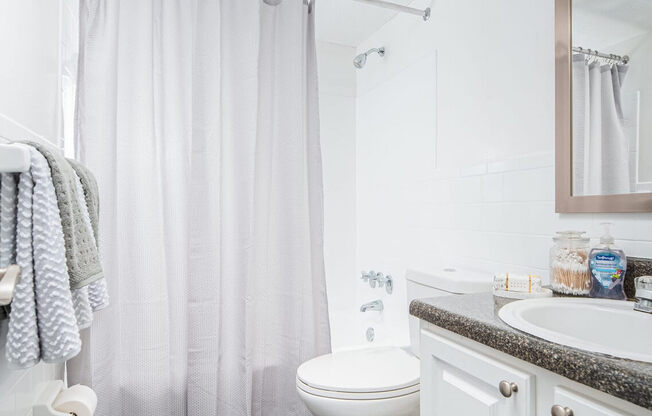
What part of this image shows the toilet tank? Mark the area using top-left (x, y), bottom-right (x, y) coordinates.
top-left (406, 266), bottom-right (493, 357)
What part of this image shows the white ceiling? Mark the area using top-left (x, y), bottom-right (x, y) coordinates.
top-left (315, 0), bottom-right (414, 47)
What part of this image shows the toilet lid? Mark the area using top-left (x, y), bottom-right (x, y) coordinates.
top-left (297, 347), bottom-right (419, 394)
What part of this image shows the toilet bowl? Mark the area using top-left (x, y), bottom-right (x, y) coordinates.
top-left (296, 347), bottom-right (419, 416)
top-left (297, 266), bottom-right (493, 416)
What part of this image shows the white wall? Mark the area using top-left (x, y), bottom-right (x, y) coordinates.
top-left (316, 41), bottom-right (358, 351)
top-left (354, 0), bottom-right (652, 347)
top-left (0, 1), bottom-right (71, 414)
top-left (0, 1), bottom-right (63, 143)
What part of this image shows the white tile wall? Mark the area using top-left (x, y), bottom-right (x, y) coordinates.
top-left (316, 41), bottom-right (359, 351)
top-left (353, 0), bottom-right (652, 347)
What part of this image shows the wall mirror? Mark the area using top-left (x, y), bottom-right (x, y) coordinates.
top-left (556, 0), bottom-right (652, 212)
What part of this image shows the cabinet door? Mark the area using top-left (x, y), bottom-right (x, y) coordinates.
top-left (553, 387), bottom-right (634, 416)
top-left (420, 329), bottom-right (535, 416)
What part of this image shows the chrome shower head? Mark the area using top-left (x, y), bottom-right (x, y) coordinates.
top-left (353, 54), bottom-right (367, 69)
top-left (353, 47), bottom-right (385, 69)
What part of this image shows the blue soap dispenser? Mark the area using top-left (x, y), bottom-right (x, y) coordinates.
top-left (589, 223), bottom-right (626, 300)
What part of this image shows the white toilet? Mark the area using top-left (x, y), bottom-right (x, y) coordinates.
top-left (296, 266), bottom-right (492, 416)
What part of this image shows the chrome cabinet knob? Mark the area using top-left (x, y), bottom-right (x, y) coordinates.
top-left (551, 405), bottom-right (574, 416)
top-left (498, 380), bottom-right (518, 398)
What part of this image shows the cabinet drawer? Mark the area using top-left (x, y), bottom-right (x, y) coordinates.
top-left (553, 387), bottom-right (635, 416)
top-left (420, 329), bottom-right (535, 416)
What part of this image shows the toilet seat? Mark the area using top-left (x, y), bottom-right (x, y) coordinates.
top-left (296, 347), bottom-right (420, 400)
top-left (296, 377), bottom-right (419, 400)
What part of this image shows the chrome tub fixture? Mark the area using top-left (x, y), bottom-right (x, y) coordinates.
top-left (361, 270), bottom-right (393, 293)
top-left (360, 299), bottom-right (384, 312)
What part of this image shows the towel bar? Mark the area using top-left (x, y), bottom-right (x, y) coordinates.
top-left (0, 143), bottom-right (31, 173)
top-left (0, 265), bottom-right (21, 306)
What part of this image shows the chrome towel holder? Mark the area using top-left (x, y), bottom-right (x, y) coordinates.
top-left (0, 142), bottom-right (31, 173)
top-left (0, 265), bottom-right (21, 306)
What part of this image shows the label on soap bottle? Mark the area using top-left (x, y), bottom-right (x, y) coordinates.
top-left (590, 252), bottom-right (625, 289)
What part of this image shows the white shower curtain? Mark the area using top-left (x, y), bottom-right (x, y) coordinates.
top-left (572, 55), bottom-right (630, 196)
top-left (73, 1), bottom-right (330, 415)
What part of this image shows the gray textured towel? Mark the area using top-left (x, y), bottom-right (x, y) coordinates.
top-left (68, 164), bottom-right (109, 311)
top-left (68, 159), bottom-right (100, 239)
top-left (22, 141), bottom-right (103, 289)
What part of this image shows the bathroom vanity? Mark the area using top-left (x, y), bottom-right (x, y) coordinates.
top-left (410, 293), bottom-right (652, 416)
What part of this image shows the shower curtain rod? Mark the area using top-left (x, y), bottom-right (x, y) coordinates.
top-left (353, 0), bottom-right (431, 21)
top-left (573, 46), bottom-right (629, 64)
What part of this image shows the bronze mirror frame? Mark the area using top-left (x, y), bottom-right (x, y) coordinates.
top-left (555, 0), bottom-right (652, 213)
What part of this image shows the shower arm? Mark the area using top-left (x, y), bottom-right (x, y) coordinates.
top-left (365, 47), bottom-right (385, 57)
top-left (353, 0), bottom-right (431, 21)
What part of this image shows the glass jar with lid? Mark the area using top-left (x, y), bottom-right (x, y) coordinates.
top-left (550, 231), bottom-right (591, 295)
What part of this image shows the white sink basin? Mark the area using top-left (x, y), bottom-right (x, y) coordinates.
top-left (498, 297), bottom-right (652, 363)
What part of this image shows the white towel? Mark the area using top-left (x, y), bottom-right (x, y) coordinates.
top-left (30, 148), bottom-right (82, 362)
top-left (2, 171), bottom-right (40, 368)
top-left (71, 285), bottom-right (93, 330)
top-left (4, 148), bottom-right (82, 367)
top-left (88, 278), bottom-right (109, 311)
top-left (0, 174), bottom-right (17, 267)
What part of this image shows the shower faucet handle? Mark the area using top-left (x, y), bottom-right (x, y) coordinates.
top-left (360, 271), bottom-right (393, 293)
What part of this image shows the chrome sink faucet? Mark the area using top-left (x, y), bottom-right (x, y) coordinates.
top-left (360, 299), bottom-right (384, 312)
top-left (634, 276), bottom-right (652, 314)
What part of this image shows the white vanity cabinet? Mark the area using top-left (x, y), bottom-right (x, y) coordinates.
top-left (419, 323), bottom-right (652, 416)
top-left (552, 387), bottom-right (634, 416)
top-left (421, 329), bottom-right (534, 415)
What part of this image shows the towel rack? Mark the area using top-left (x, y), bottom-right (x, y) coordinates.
top-left (0, 265), bottom-right (21, 306)
top-left (0, 143), bottom-right (31, 173)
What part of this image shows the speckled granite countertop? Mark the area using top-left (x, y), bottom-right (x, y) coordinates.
top-left (410, 292), bottom-right (652, 410)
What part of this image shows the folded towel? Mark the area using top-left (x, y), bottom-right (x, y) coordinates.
top-left (0, 174), bottom-right (16, 326)
top-left (70, 169), bottom-right (109, 323)
top-left (71, 285), bottom-right (93, 330)
top-left (22, 141), bottom-right (103, 289)
top-left (66, 168), bottom-right (110, 385)
top-left (2, 170), bottom-right (39, 368)
top-left (69, 160), bottom-right (109, 311)
top-left (0, 172), bottom-right (18, 327)
top-left (493, 273), bottom-right (542, 293)
top-left (68, 159), bottom-right (100, 240)
top-left (0, 172), bottom-right (16, 323)
top-left (0, 173), bottom-right (17, 267)
top-left (5, 148), bottom-right (81, 367)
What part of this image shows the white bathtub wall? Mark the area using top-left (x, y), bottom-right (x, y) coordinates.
top-left (355, 0), bottom-right (652, 347)
top-left (316, 41), bottom-right (359, 351)
top-left (0, 0), bottom-right (74, 414)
